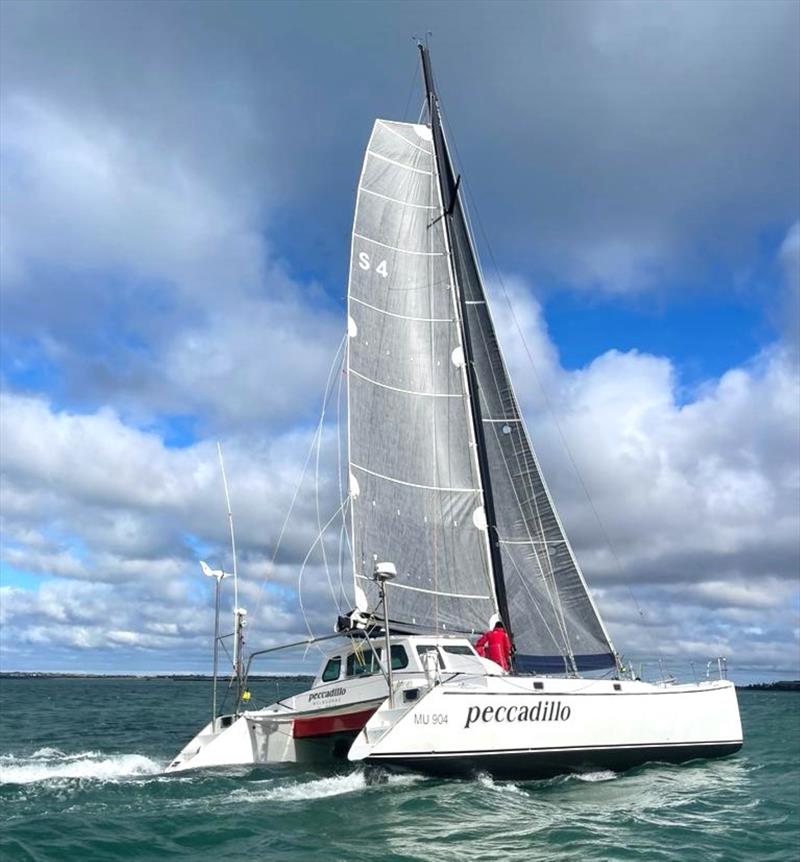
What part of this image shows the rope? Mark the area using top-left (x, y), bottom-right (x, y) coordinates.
top-left (297, 497), bottom-right (351, 646)
top-left (252, 334), bottom-right (347, 624)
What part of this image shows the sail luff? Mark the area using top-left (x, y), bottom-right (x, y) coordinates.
top-left (427, 84), bottom-right (500, 633)
top-left (345, 122), bottom-right (378, 596)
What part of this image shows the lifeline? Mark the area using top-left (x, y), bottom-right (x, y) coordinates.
top-left (464, 700), bottom-right (571, 729)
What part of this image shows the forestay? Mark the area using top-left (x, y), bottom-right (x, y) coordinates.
top-left (346, 119), bottom-right (497, 636)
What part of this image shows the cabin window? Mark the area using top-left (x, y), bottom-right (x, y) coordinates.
top-left (345, 645), bottom-right (409, 677)
top-left (441, 645), bottom-right (475, 657)
top-left (321, 656), bottom-right (341, 682)
top-left (372, 645), bottom-right (409, 670)
top-left (387, 645), bottom-right (409, 670)
top-left (416, 645), bottom-right (443, 668)
top-left (346, 649), bottom-right (379, 677)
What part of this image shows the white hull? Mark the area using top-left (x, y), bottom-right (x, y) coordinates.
top-left (166, 668), bottom-right (425, 773)
top-left (166, 636), bottom-right (742, 779)
top-left (166, 695), bottom-right (389, 773)
top-left (348, 675), bottom-right (743, 779)
top-left (165, 634), bottom-right (495, 773)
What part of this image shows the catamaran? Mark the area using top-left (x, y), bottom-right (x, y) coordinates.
top-left (166, 44), bottom-right (742, 778)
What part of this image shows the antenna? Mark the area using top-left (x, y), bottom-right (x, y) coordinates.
top-left (217, 441), bottom-right (241, 675)
top-left (217, 441), bottom-right (239, 613)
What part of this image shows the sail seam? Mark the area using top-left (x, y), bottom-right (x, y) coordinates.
top-left (355, 574), bottom-right (490, 600)
top-left (499, 538), bottom-right (565, 545)
top-left (366, 150), bottom-right (432, 175)
top-left (376, 120), bottom-right (434, 154)
top-left (350, 462), bottom-right (480, 493)
top-left (354, 233), bottom-right (444, 256)
top-left (359, 186), bottom-right (437, 210)
top-left (349, 368), bottom-right (459, 398)
top-left (350, 295), bottom-right (452, 323)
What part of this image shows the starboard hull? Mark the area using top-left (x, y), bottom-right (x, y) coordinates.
top-left (349, 676), bottom-right (743, 780)
top-left (363, 740), bottom-right (742, 780)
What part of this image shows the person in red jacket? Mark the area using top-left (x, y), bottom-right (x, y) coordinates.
top-left (475, 620), bottom-right (512, 671)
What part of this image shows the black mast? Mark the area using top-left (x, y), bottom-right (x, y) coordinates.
top-left (418, 43), bottom-right (514, 652)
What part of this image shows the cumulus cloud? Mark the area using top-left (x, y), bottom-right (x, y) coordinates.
top-left (2, 0), bottom-right (798, 296)
top-left (2, 260), bottom-right (798, 675)
top-left (0, 91), bottom-right (343, 431)
top-left (0, 386), bottom-right (352, 670)
top-left (490, 273), bottom-right (799, 588)
top-left (0, 1), bottom-right (797, 679)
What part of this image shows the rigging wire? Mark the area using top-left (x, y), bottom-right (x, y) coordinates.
top-left (251, 334), bottom-right (348, 627)
top-left (335, 350), bottom-right (352, 610)
top-left (297, 496), bottom-right (351, 646)
top-left (314, 335), bottom-right (348, 613)
top-left (401, 54), bottom-right (421, 123)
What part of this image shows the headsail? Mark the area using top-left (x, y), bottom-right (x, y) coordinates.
top-left (346, 118), bottom-right (497, 636)
top-left (449, 198), bottom-right (617, 671)
top-left (419, 43), bottom-right (616, 672)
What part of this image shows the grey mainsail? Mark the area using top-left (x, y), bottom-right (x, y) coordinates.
top-left (346, 46), bottom-right (617, 672)
top-left (346, 119), bottom-right (497, 636)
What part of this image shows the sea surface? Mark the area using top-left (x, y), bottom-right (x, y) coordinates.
top-left (0, 678), bottom-right (797, 862)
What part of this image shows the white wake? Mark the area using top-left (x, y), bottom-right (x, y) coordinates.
top-left (230, 770), bottom-right (421, 803)
top-left (0, 748), bottom-right (162, 784)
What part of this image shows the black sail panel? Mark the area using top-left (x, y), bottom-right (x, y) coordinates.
top-left (448, 197), bottom-right (616, 672)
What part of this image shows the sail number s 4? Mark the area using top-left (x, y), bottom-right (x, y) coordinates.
top-left (358, 252), bottom-right (389, 278)
top-left (413, 713), bottom-right (448, 726)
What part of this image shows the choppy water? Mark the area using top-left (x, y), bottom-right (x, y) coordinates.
top-left (0, 678), bottom-right (797, 861)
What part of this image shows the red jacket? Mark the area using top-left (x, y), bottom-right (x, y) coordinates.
top-left (475, 627), bottom-right (512, 670)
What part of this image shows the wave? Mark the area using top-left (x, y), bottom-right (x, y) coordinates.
top-left (572, 770), bottom-right (618, 783)
top-left (229, 769), bottom-right (422, 803)
top-left (476, 772), bottom-right (527, 795)
top-left (0, 749), bottom-right (162, 785)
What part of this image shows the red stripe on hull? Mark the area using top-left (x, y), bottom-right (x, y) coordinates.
top-left (293, 707), bottom-right (377, 739)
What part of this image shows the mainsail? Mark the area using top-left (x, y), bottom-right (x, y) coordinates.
top-left (346, 45), bottom-right (617, 672)
top-left (346, 118), bottom-right (497, 636)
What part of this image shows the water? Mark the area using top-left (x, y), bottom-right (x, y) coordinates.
top-left (0, 678), bottom-right (797, 861)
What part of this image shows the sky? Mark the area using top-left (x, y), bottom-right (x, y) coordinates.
top-left (0, 0), bottom-right (798, 683)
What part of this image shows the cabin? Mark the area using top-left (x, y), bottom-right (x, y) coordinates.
top-left (311, 635), bottom-right (502, 687)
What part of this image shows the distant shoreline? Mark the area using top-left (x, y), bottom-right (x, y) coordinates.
top-left (735, 680), bottom-right (800, 691)
top-left (1, 672), bottom-right (797, 690)
top-left (0, 672), bottom-right (315, 682)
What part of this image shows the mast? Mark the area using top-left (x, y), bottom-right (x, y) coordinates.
top-left (417, 43), bottom-right (513, 649)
